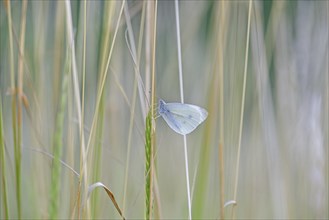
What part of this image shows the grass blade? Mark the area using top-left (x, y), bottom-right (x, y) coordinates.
top-left (87, 182), bottom-right (125, 220)
top-left (0, 96), bottom-right (9, 219)
top-left (49, 47), bottom-right (70, 219)
top-left (145, 111), bottom-right (152, 219)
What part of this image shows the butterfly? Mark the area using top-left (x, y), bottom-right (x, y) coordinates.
top-left (158, 99), bottom-right (208, 135)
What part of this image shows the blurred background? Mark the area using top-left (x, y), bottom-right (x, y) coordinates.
top-left (0, 0), bottom-right (328, 219)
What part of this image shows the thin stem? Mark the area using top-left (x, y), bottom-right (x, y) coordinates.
top-left (64, 0), bottom-right (88, 217)
top-left (175, 1), bottom-right (191, 219)
top-left (81, 0), bottom-right (87, 153)
top-left (175, 1), bottom-right (184, 104)
top-left (150, 0), bottom-right (158, 219)
top-left (124, 2), bottom-right (147, 119)
top-left (231, 1), bottom-right (252, 219)
top-left (217, 1), bottom-right (228, 219)
top-left (0, 96), bottom-right (9, 219)
top-left (183, 135), bottom-right (191, 219)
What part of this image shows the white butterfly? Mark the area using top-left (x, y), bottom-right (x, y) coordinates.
top-left (158, 99), bottom-right (208, 135)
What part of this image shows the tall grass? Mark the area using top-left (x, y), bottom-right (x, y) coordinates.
top-left (0, 96), bottom-right (9, 219)
top-left (0, 1), bottom-right (328, 219)
top-left (49, 46), bottom-right (70, 219)
top-left (144, 111), bottom-right (152, 219)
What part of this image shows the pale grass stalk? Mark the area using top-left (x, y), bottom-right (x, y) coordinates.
top-left (122, 67), bottom-right (138, 214)
top-left (122, 3), bottom-right (136, 212)
top-left (79, 0), bottom-right (124, 216)
top-left (98, 0), bottom-right (116, 77)
top-left (83, 0), bottom-right (124, 162)
top-left (91, 3), bottom-right (116, 216)
top-left (7, 0), bottom-right (15, 90)
top-left (216, 1), bottom-right (228, 219)
top-left (68, 72), bottom-right (77, 219)
top-left (145, 1), bottom-right (153, 105)
top-left (124, 2), bottom-right (147, 118)
top-left (6, 0), bottom-right (20, 218)
top-left (122, 1), bottom-right (146, 213)
top-left (81, 0), bottom-right (87, 217)
top-left (174, 1), bottom-right (191, 219)
top-left (17, 0), bottom-right (27, 131)
top-left (64, 0), bottom-right (88, 217)
top-left (81, 1), bottom-right (90, 216)
top-left (16, 0), bottom-right (27, 217)
top-left (81, 0), bottom-right (87, 158)
top-left (150, 0), bottom-right (158, 219)
top-left (0, 96), bottom-right (9, 219)
top-left (90, 4), bottom-right (117, 215)
top-left (231, 1), bottom-right (252, 219)
top-left (137, 1), bottom-right (146, 66)
top-left (153, 168), bottom-right (162, 218)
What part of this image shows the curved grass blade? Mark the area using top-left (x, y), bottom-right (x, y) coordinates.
top-left (87, 182), bottom-right (125, 220)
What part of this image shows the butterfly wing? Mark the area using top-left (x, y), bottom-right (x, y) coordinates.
top-left (159, 102), bottom-right (208, 135)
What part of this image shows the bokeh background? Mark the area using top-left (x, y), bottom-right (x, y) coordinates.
top-left (0, 0), bottom-right (328, 219)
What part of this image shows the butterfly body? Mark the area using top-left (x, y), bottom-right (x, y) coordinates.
top-left (158, 99), bottom-right (208, 135)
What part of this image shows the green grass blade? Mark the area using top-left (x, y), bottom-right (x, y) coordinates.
top-left (145, 111), bottom-right (152, 219)
top-left (91, 93), bottom-right (105, 219)
top-left (0, 96), bottom-right (9, 219)
top-left (49, 48), bottom-right (71, 219)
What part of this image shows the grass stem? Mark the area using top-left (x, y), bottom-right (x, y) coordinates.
top-left (174, 1), bottom-right (191, 219)
top-left (231, 0), bottom-right (252, 218)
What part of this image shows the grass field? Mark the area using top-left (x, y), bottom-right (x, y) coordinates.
top-left (0, 0), bottom-right (328, 219)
